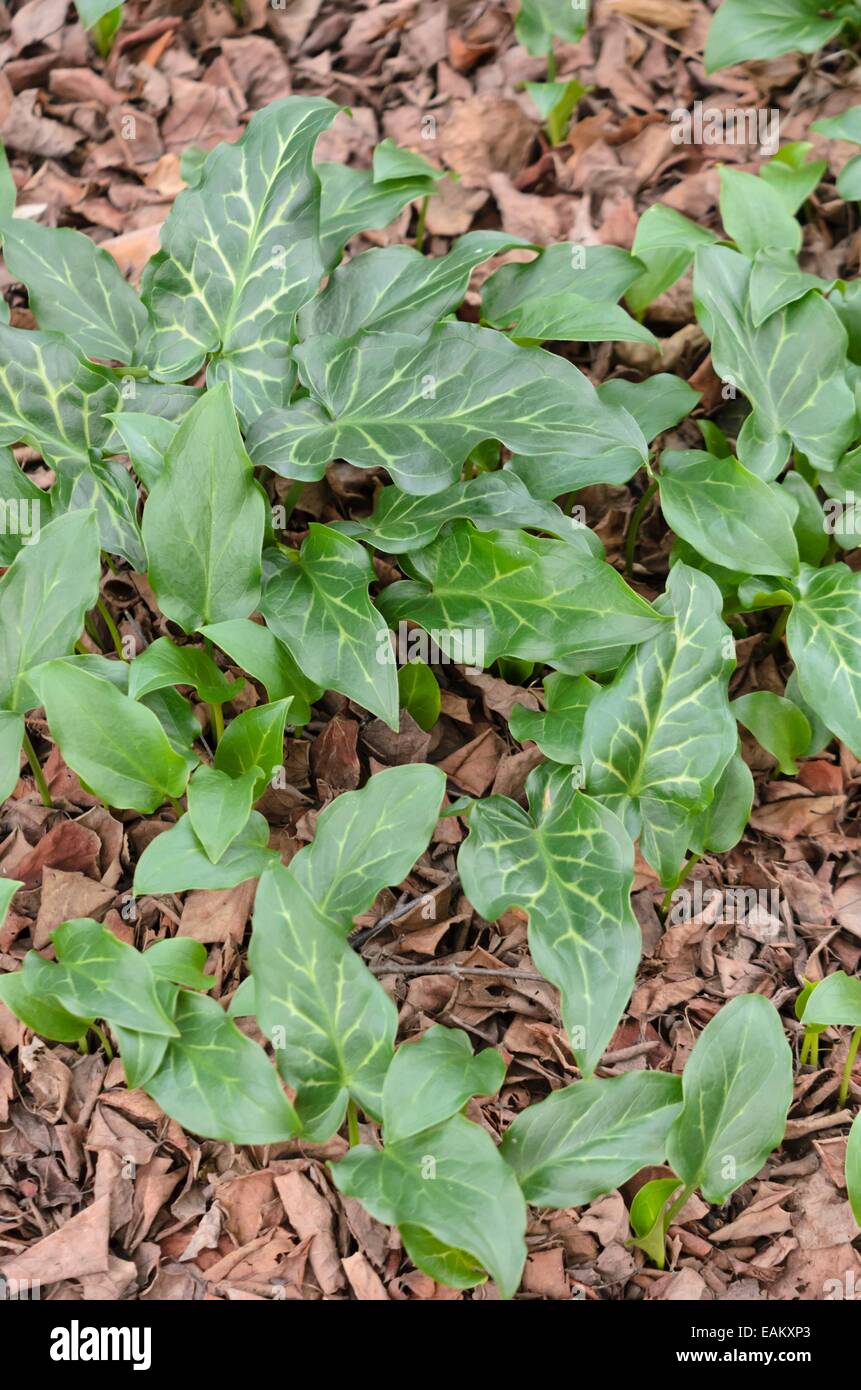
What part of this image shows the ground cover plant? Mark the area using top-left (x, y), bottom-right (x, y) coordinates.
top-left (1, 0), bottom-right (861, 1304)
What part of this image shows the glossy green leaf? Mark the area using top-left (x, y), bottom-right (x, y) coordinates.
top-left (133, 810), bottom-right (278, 895)
top-left (687, 747), bottom-right (754, 856)
top-left (247, 321), bottom-right (647, 496)
top-left (801, 971), bottom-right (861, 1027)
top-left (145, 990), bottom-right (299, 1144)
top-left (0, 448), bottom-right (51, 565)
top-left (732, 691), bottom-right (811, 775)
top-left (0, 950), bottom-right (92, 1043)
top-left (143, 385), bottom-right (266, 633)
top-left (509, 672), bottom-right (598, 764)
top-left (289, 764), bottom-right (446, 919)
top-left (0, 710), bottom-right (23, 801)
top-left (52, 919), bottom-right (178, 1037)
top-left (0, 325), bottom-right (119, 465)
top-left (459, 766), bottom-right (640, 1077)
top-left (141, 97), bottom-right (339, 421)
top-left (0, 510), bottom-right (100, 713)
top-left (583, 563), bottom-right (736, 813)
top-left (144, 937), bottom-right (212, 991)
top-left (33, 660), bottom-right (190, 813)
top-left (483, 243), bottom-right (653, 344)
top-left (250, 864), bottom-right (398, 1138)
top-left (332, 1113), bottom-right (527, 1298)
top-left (500, 1071), bottom-right (683, 1206)
top-left (199, 618), bottom-right (322, 726)
top-left (626, 205), bottom-right (718, 317)
top-left (383, 1025), bottom-right (505, 1142)
top-left (659, 450), bottom-right (800, 576)
top-left (318, 162), bottom-right (437, 270)
top-left (398, 660), bottom-right (440, 731)
top-left (299, 231), bottom-right (531, 342)
top-left (748, 249), bottom-right (831, 328)
top-left (846, 1112), bottom-right (861, 1227)
top-left (718, 167), bottom-right (801, 259)
top-left (378, 523), bottom-right (666, 667)
top-left (212, 698), bottom-right (291, 796)
top-left (261, 526), bottom-right (398, 728)
top-left (1, 220), bottom-right (146, 364)
top-left (187, 763), bottom-right (259, 864)
top-left (53, 456), bottom-right (144, 569)
top-left (787, 562), bottom-right (861, 758)
top-left (109, 412), bottom-right (177, 493)
top-left (705, 0), bottom-right (845, 71)
top-left (128, 636), bottom-right (239, 705)
top-left (694, 244), bottom-right (856, 476)
top-left (515, 0), bottom-right (589, 54)
top-left (597, 374), bottom-right (701, 444)
top-left (666, 994), bottom-right (793, 1204)
top-left (627, 1176), bottom-right (683, 1266)
top-left (338, 472), bottom-right (598, 554)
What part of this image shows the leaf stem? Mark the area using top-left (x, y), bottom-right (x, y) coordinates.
top-left (168, 795), bottom-right (184, 816)
top-left (210, 701), bottom-right (225, 744)
top-left (90, 1022), bottom-right (114, 1061)
top-left (663, 1181), bottom-right (695, 1233)
top-left (625, 477), bottom-right (658, 577)
top-left (281, 479), bottom-right (304, 527)
top-left (347, 1098), bottom-right (360, 1147)
top-left (659, 854), bottom-right (702, 915)
top-left (840, 1026), bottom-right (861, 1106)
top-left (414, 195), bottom-right (430, 252)
top-left (546, 46), bottom-right (557, 81)
top-left (96, 597), bottom-right (126, 660)
top-left (22, 730), bottom-right (52, 807)
top-left (765, 605), bottom-right (790, 654)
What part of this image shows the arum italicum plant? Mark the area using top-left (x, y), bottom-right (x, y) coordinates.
top-left (1, 91), bottom-right (861, 1293)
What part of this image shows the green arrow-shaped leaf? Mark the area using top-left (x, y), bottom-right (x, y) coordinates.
top-left (1, 220), bottom-right (146, 364)
top-left (459, 765), bottom-right (640, 1077)
top-left (261, 525), bottom-right (399, 728)
top-left (0, 325), bottom-right (119, 466)
top-left (141, 96), bottom-right (340, 422)
top-left (382, 1026), bottom-right (505, 1143)
top-left (52, 919), bottom-right (178, 1037)
top-left (666, 994), bottom-right (793, 1205)
top-left (787, 562), bottom-right (861, 758)
top-left (0, 510), bottom-right (101, 713)
top-left (332, 1113), bottom-right (527, 1298)
top-left (144, 990), bottom-right (299, 1143)
top-left (377, 522), bottom-right (666, 667)
top-left (247, 321), bottom-right (646, 496)
top-left (500, 1071), bottom-right (683, 1206)
top-left (143, 385), bottom-right (266, 633)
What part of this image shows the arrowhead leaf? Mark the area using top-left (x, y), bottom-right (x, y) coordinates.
top-left (250, 865), bottom-right (398, 1138)
top-left (33, 660), bottom-right (190, 813)
top-left (187, 763), bottom-right (259, 864)
top-left (666, 994), bottom-right (793, 1204)
top-left (583, 563), bottom-right (736, 814)
top-left (332, 1114), bottom-right (527, 1298)
top-left (694, 244), bottom-right (856, 475)
top-left (133, 810), bottom-right (279, 894)
top-left (787, 562), bottom-right (861, 757)
top-left (500, 1071), bottom-right (683, 1206)
top-left (261, 526), bottom-right (399, 728)
top-left (52, 919), bottom-right (179, 1037)
top-left (0, 510), bottom-right (101, 713)
top-left (1, 221), bottom-right (146, 364)
top-left (144, 990), bottom-right (299, 1144)
top-left (247, 322), bottom-right (647, 495)
top-left (199, 619), bottom-right (322, 726)
top-left (382, 1026), bottom-right (505, 1142)
top-left (141, 96), bottom-right (340, 422)
top-left (377, 523), bottom-right (666, 667)
top-left (0, 325), bottom-right (119, 465)
top-left (143, 385), bottom-right (266, 633)
top-left (705, 0), bottom-right (844, 71)
top-left (459, 766), bottom-right (640, 1077)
